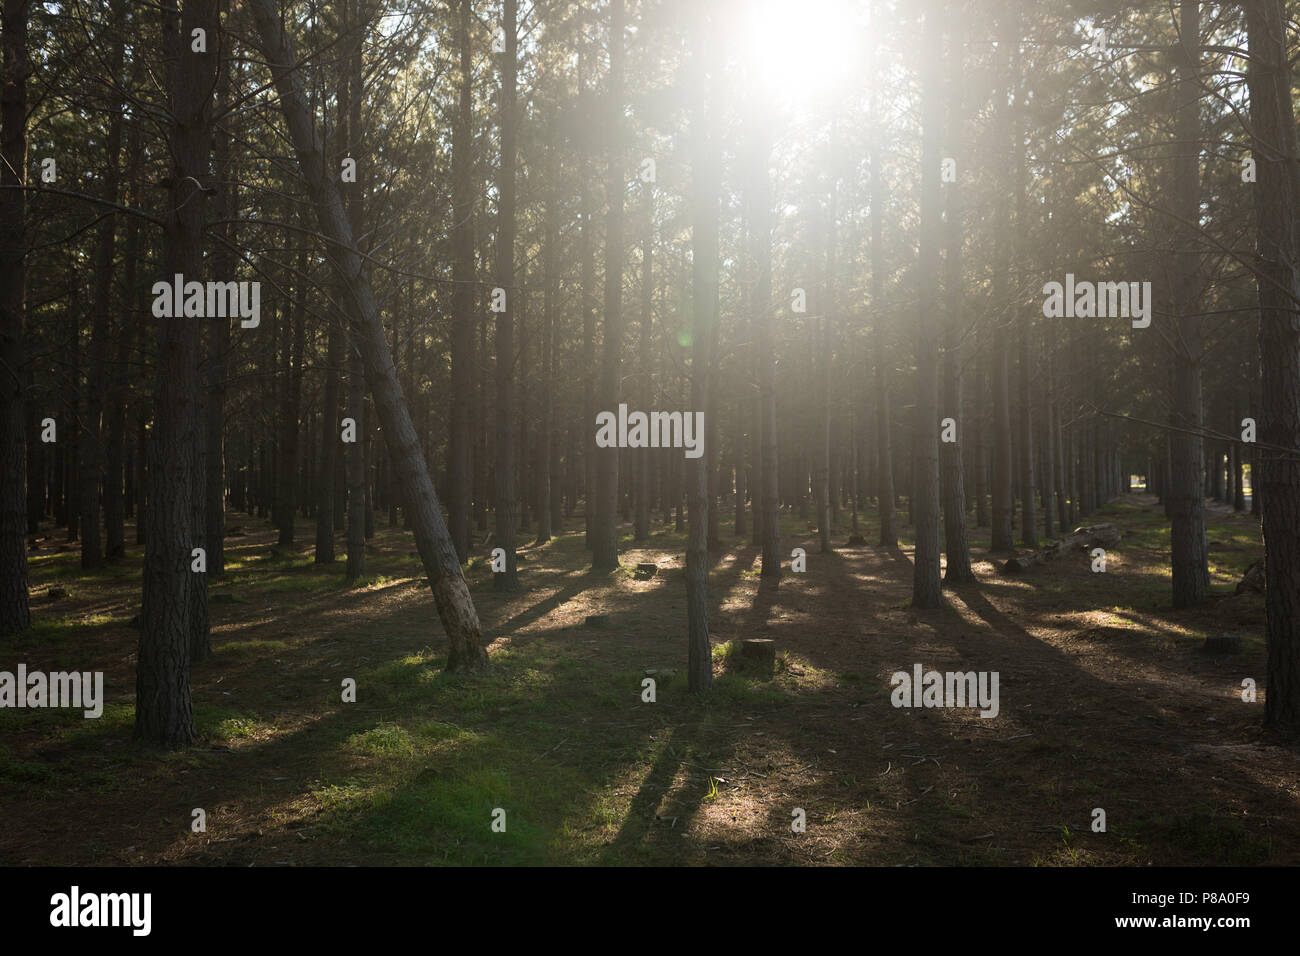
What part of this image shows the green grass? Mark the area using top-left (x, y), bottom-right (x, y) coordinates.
top-left (1125, 808), bottom-right (1272, 866)
top-left (6, 501), bottom-right (1279, 866)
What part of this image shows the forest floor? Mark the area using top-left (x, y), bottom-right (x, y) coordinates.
top-left (3, 493), bottom-right (1297, 866)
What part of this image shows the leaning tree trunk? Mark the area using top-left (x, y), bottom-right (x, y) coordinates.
top-left (247, 0), bottom-right (487, 670)
top-left (1245, 0), bottom-right (1300, 733)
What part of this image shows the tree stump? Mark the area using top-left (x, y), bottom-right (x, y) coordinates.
top-left (1202, 634), bottom-right (1243, 655)
top-left (741, 638), bottom-right (776, 678)
top-left (1236, 559), bottom-right (1265, 594)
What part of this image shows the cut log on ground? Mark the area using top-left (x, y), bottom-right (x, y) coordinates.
top-left (1001, 524), bottom-right (1121, 574)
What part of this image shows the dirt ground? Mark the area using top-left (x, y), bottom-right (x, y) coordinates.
top-left (2, 493), bottom-right (1296, 866)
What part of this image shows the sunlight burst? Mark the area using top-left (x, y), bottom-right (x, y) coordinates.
top-left (737, 0), bottom-right (861, 107)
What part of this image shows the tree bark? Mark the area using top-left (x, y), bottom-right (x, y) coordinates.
top-left (1014, 83), bottom-right (1037, 549)
top-left (343, 0), bottom-right (366, 584)
top-left (990, 4), bottom-right (1016, 553)
top-left (1245, 0), bottom-right (1300, 733)
top-left (0, 0), bottom-right (29, 636)
top-left (536, 135), bottom-right (558, 547)
top-left (78, 12), bottom-right (125, 570)
top-left (447, 0), bottom-right (474, 561)
top-left (1168, 0), bottom-right (1209, 608)
top-left (870, 89), bottom-right (896, 549)
top-left (579, 48), bottom-right (596, 551)
top-left (747, 109), bottom-right (780, 580)
top-left (940, 13), bottom-right (974, 585)
top-left (634, 181), bottom-right (652, 543)
top-left (592, 0), bottom-right (625, 572)
top-left (205, 43), bottom-right (234, 581)
top-left (687, 3), bottom-right (716, 691)
top-left (491, 0), bottom-right (520, 588)
top-left (137, 0), bottom-right (217, 746)
top-left (910, 1), bottom-right (943, 609)
top-left (247, 0), bottom-right (487, 670)
top-left (315, 314), bottom-right (342, 563)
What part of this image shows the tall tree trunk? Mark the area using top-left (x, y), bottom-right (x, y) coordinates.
top-left (492, 0), bottom-right (520, 589)
top-left (104, 161), bottom-right (136, 561)
top-left (1042, 323), bottom-right (1058, 539)
top-left (870, 90), bottom-right (896, 548)
top-left (989, 4), bottom-right (1016, 552)
top-left (315, 325), bottom-right (341, 562)
top-left (818, 142), bottom-right (835, 555)
top-left (137, 0), bottom-right (217, 746)
top-left (747, 110), bottom-right (780, 580)
top-left (973, 328), bottom-right (989, 527)
top-left (0, 0), bottom-right (29, 635)
top-left (205, 42), bottom-right (235, 580)
top-left (79, 12), bottom-right (125, 570)
top-left (911, 1), bottom-right (943, 609)
top-left (579, 48), bottom-right (596, 550)
top-left (277, 254), bottom-right (306, 545)
top-left (535, 138), bottom-right (558, 547)
top-left (591, 0), bottom-right (625, 572)
top-left (1245, 0), bottom-right (1300, 732)
top-left (344, 0), bottom-right (366, 583)
top-left (1233, 396), bottom-right (1247, 512)
top-left (634, 181), bottom-right (652, 543)
top-left (940, 13), bottom-right (974, 584)
top-left (1014, 84), bottom-right (1037, 548)
top-left (447, 0), bottom-right (474, 563)
top-left (687, 2), bottom-right (716, 691)
top-left (1169, 0), bottom-right (1209, 608)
